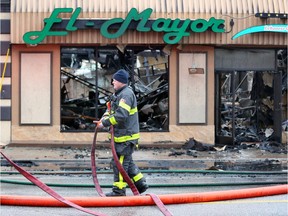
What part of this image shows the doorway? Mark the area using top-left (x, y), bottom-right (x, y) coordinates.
top-left (215, 70), bottom-right (282, 145)
top-left (214, 48), bottom-right (284, 146)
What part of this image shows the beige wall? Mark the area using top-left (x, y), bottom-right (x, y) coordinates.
top-left (7, 1), bottom-right (287, 146)
top-left (168, 45), bottom-right (215, 144)
top-left (11, 44), bottom-right (215, 146)
top-left (10, 0), bottom-right (288, 46)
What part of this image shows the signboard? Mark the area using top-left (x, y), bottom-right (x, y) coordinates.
top-left (232, 24), bottom-right (288, 40)
top-left (23, 7), bottom-right (225, 45)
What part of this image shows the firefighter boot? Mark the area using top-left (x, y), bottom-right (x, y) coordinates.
top-left (105, 187), bottom-right (126, 197)
top-left (135, 179), bottom-right (149, 194)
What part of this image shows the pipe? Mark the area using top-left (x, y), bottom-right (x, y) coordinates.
top-left (1, 179), bottom-right (287, 187)
top-left (1, 184), bottom-right (287, 207)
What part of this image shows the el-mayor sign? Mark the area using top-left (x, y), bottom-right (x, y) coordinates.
top-left (23, 7), bottom-right (225, 45)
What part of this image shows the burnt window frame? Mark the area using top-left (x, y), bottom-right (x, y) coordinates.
top-left (60, 45), bottom-right (170, 132)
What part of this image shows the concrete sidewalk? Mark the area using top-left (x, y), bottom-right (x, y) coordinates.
top-left (1, 143), bottom-right (287, 172)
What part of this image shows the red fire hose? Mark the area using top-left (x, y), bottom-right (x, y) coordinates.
top-left (91, 126), bottom-right (105, 197)
top-left (0, 121), bottom-right (173, 216)
top-left (0, 150), bottom-right (107, 216)
top-left (1, 184), bottom-right (287, 207)
top-left (91, 101), bottom-right (173, 215)
top-left (1, 123), bottom-right (287, 215)
top-left (1, 149), bottom-right (287, 214)
top-left (91, 123), bottom-right (173, 216)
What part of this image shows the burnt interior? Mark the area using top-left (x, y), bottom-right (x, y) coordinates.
top-left (60, 46), bottom-right (169, 132)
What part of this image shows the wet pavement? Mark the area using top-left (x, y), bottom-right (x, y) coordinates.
top-left (1, 144), bottom-right (287, 216)
top-left (2, 174), bottom-right (287, 216)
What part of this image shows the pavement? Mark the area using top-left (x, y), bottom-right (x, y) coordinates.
top-left (0, 141), bottom-right (287, 172)
top-left (1, 142), bottom-right (287, 216)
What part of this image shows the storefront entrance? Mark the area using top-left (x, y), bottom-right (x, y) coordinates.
top-left (215, 49), bottom-right (285, 145)
top-left (215, 70), bottom-right (282, 145)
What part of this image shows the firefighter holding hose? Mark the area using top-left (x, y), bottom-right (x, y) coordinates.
top-left (96, 69), bottom-right (148, 196)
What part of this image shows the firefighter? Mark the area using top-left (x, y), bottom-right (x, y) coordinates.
top-left (97, 69), bottom-right (148, 196)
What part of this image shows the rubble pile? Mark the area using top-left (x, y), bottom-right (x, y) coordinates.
top-left (179, 137), bottom-right (287, 157)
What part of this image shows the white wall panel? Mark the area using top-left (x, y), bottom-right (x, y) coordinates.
top-left (20, 53), bottom-right (51, 124)
top-left (179, 53), bottom-right (207, 124)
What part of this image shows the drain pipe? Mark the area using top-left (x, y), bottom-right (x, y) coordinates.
top-left (1, 184), bottom-right (287, 207)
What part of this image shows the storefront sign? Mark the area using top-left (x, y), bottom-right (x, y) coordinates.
top-left (232, 24), bottom-right (288, 39)
top-left (23, 7), bottom-right (225, 45)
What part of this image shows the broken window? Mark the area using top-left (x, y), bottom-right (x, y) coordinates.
top-left (60, 46), bottom-right (169, 132)
top-left (215, 49), bottom-right (286, 145)
top-left (217, 71), bottom-right (287, 146)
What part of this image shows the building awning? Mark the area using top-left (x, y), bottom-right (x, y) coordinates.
top-left (10, 0), bottom-right (288, 45)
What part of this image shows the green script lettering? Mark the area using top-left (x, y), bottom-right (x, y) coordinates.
top-left (66, 8), bottom-right (81, 31)
top-left (101, 8), bottom-right (224, 44)
top-left (152, 18), bottom-right (172, 31)
top-left (100, 8), bottom-right (152, 39)
top-left (210, 17), bottom-right (225, 33)
top-left (190, 17), bottom-right (225, 33)
top-left (23, 8), bottom-right (81, 45)
top-left (161, 19), bottom-right (191, 44)
top-left (23, 8), bottom-right (225, 45)
top-left (190, 19), bottom-right (209, 32)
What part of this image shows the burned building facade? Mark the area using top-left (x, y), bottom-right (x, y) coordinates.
top-left (0, 0), bottom-right (287, 146)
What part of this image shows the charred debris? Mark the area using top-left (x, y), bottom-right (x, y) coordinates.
top-left (216, 49), bottom-right (287, 146)
top-left (60, 47), bottom-right (169, 132)
top-left (167, 137), bottom-right (287, 161)
top-left (60, 47), bottom-right (287, 148)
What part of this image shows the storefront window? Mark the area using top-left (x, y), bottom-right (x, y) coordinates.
top-left (60, 46), bottom-right (169, 132)
top-left (215, 48), bottom-right (286, 145)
